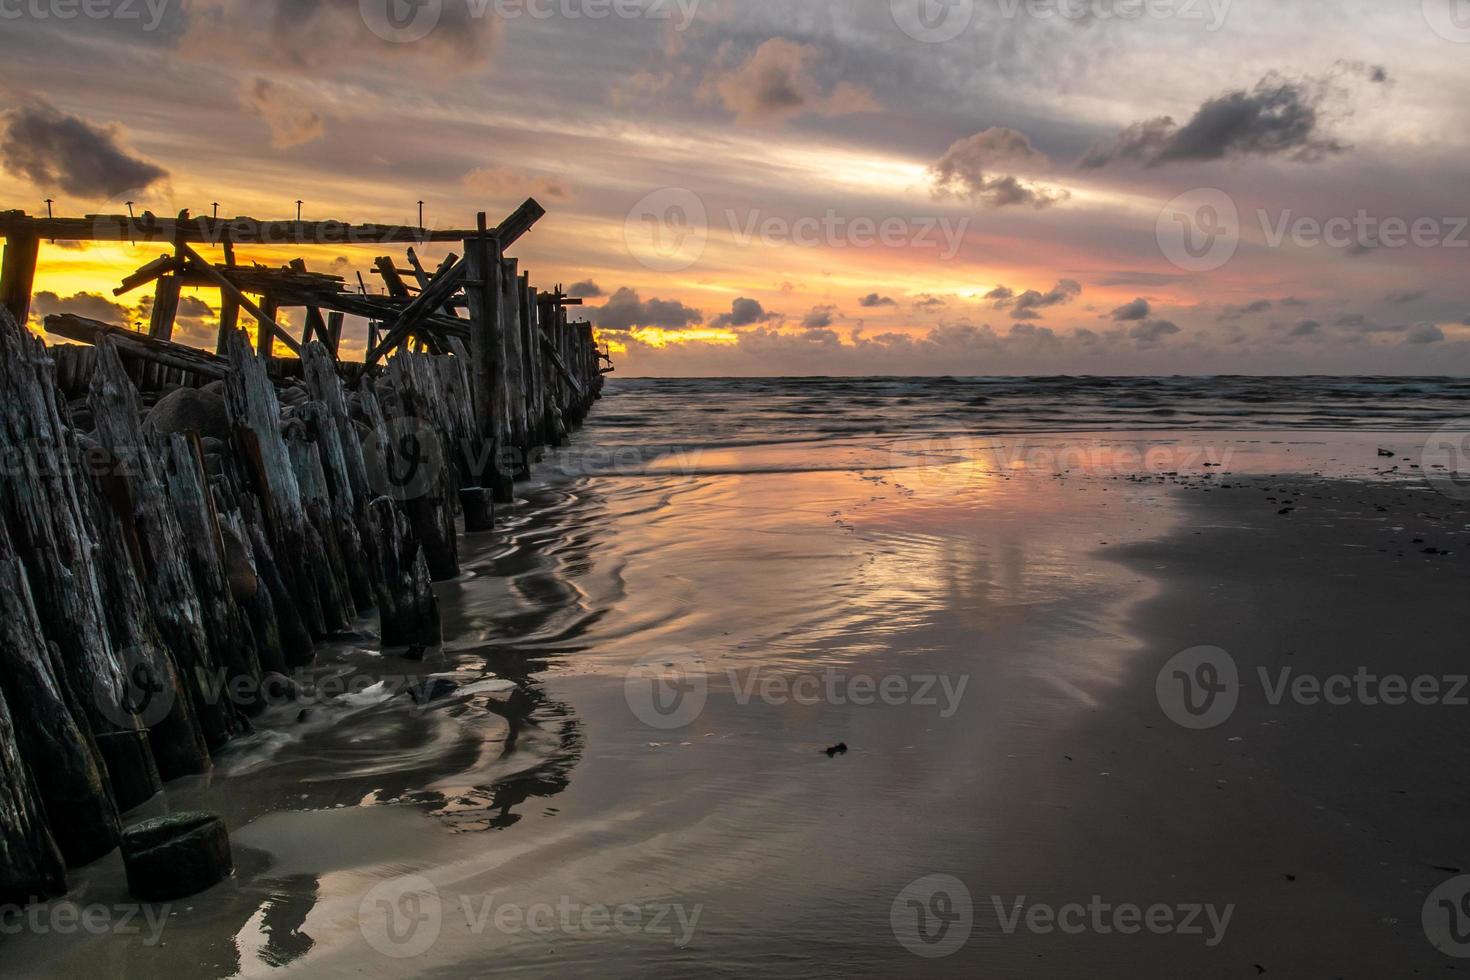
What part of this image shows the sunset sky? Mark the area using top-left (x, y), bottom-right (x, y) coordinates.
top-left (1, 0), bottom-right (1467, 375)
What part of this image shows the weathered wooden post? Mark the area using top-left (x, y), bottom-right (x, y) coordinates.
top-left (500, 256), bottom-right (527, 464)
top-left (0, 222), bottom-right (39, 326)
top-left (464, 212), bottom-right (511, 500)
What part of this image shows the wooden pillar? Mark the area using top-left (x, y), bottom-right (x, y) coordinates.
top-left (257, 296), bottom-right (280, 359)
top-left (463, 213), bottom-right (508, 494)
top-left (326, 312), bottom-right (344, 356)
top-left (519, 273), bottom-right (540, 446)
top-left (216, 294), bottom-right (240, 355)
top-left (0, 231), bottom-right (40, 327)
top-left (500, 257), bottom-right (526, 458)
top-left (148, 274), bottom-right (182, 340)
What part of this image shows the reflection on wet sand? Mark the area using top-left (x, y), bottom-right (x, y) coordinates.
top-left (8, 376), bottom-right (1459, 978)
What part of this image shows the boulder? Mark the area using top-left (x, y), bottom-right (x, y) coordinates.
top-left (121, 811), bottom-right (232, 901)
top-left (144, 387), bottom-right (231, 442)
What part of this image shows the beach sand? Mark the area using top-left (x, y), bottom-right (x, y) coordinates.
top-left (5, 425), bottom-right (1467, 978)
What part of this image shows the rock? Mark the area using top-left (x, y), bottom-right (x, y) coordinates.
top-left (144, 387), bottom-right (231, 442)
top-left (824, 742), bottom-right (848, 758)
top-left (1377, 448), bottom-right (1395, 458)
top-left (121, 811), bottom-right (233, 901)
top-left (409, 677), bottom-right (459, 705)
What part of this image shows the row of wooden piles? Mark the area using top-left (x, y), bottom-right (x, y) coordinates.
top-left (0, 253), bottom-right (604, 903)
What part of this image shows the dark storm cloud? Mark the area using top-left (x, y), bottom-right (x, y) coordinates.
top-left (0, 101), bottom-right (167, 198)
top-left (1079, 73), bottom-right (1349, 169)
top-left (1009, 279), bottom-right (1082, 320)
top-left (568, 280), bottom-right (605, 299)
top-left (712, 297), bottom-right (777, 329)
top-left (31, 290), bottom-right (132, 324)
top-left (593, 288), bottom-right (701, 331)
top-left (1110, 298), bottom-right (1151, 322)
top-left (1130, 319), bottom-right (1181, 345)
top-left (802, 305), bottom-right (839, 329)
top-left (1405, 323), bottom-right (1444, 344)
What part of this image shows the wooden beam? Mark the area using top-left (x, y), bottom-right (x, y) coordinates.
top-left (372, 256), bottom-right (412, 299)
top-left (45, 314), bottom-right (229, 380)
top-left (363, 255), bottom-right (467, 364)
top-left (175, 242), bottom-right (301, 357)
top-left (113, 254), bottom-right (180, 296)
top-left (1, 212), bottom-right (484, 246)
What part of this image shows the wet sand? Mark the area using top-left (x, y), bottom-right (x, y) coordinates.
top-left (4, 421), bottom-right (1467, 977)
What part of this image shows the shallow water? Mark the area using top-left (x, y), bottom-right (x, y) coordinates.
top-left (6, 378), bottom-right (1462, 978)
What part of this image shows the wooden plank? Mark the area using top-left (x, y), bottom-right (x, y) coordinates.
top-left (373, 256), bottom-right (412, 299)
top-left (0, 230), bottom-right (39, 326)
top-left (45, 314), bottom-right (231, 379)
top-left (1, 212), bottom-right (483, 246)
top-left (216, 293), bottom-right (240, 355)
top-left (148, 273), bottom-right (182, 341)
top-left (113, 254), bottom-right (180, 297)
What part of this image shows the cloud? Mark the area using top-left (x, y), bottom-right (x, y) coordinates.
top-left (1129, 319), bottom-right (1181, 345)
top-left (1010, 279), bottom-right (1082, 320)
top-left (712, 297), bottom-right (777, 328)
top-left (802, 304), bottom-right (839, 329)
top-left (568, 280), bottom-right (604, 299)
top-left (913, 295), bottom-right (947, 310)
top-left (984, 286), bottom-right (1015, 303)
top-left (1290, 319), bottom-right (1321, 337)
top-left (930, 128), bottom-right (1067, 209)
top-left (178, 296), bottom-right (214, 318)
top-left (1218, 299), bottom-right (1273, 321)
top-left (859, 293), bottom-right (896, 308)
top-left (179, 0), bottom-right (500, 75)
top-left (0, 100), bottom-right (167, 198)
top-left (240, 78), bottom-right (325, 149)
top-left (707, 38), bottom-right (880, 124)
top-left (1405, 322), bottom-right (1444, 345)
top-left (462, 166), bottom-right (572, 202)
top-left (1385, 289), bottom-right (1426, 305)
top-left (31, 290), bottom-right (132, 325)
top-left (1110, 298), bottom-right (1151, 322)
top-left (593, 288), bottom-right (701, 331)
top-left (1080, 72), bottom-right (1349, 168)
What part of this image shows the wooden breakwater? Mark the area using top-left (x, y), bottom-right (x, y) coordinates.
top-left (0, 201), bottom-right (607, 904)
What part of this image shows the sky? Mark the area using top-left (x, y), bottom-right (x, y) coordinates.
top-left (1, 0), bottom-right (1468, 376)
